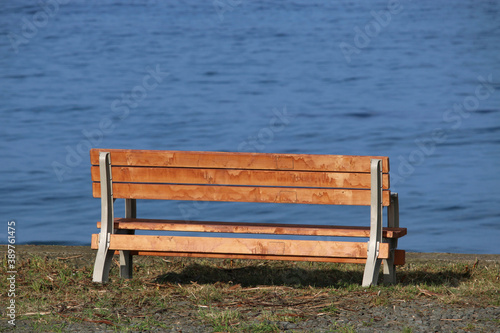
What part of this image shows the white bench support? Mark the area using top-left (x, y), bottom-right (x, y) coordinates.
top-left (362, 159), bottom-right (383, 287)
top-left (383, 192), bottom-right (399, 284)
top-left (93, 152), bottom-right (115, 283)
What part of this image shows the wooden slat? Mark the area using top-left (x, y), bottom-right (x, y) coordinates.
top-left (92, 183), bottom-right (391, 206)
top-left (394, 250), bottom-right (405, 265)
top-left (126, 252), bottom-right (373, 263)
top-left (91, 237), bottom-right (405, 265)
top-left (90, 149), bottom-right (390, 173)
top-left (91, 166), bottom-right (390, 190)
top-left (108, 251), bottom-right (404, 265)
top-left (91, 234), bottom-right (390, 259)
top-left (97, 218), bottom-right (407, 239)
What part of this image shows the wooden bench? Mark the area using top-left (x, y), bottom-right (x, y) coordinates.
top-left (90, 148), bottom-right (406, 287)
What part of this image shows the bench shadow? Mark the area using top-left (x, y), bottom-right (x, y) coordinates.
top-left (399, 268), bottom-right (472, 287)
top-left (153, 262), bottom-right (472, 288)
top-left (154, 263), bottom-right (362, 288)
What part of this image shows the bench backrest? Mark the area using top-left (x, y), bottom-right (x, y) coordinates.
top-left (90, 149), bottom-right (390, 206)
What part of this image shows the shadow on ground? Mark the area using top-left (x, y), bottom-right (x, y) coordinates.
top-left (154, 262), bottom-right (472, 288)
top-left (399, 267), bottom-right (472, 287)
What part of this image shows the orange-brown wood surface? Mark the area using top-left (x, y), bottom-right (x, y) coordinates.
top-left (126, 252), bottom-right (373, 264)
top-left (91, 234), bottom-right (390, 259)
top-left (123, 250), bottom-right (405, 265)
top-left (91, 238), bottom-right (405, 265)
top-left (92, 182), bottom-right (391, 206)
top-left (90, 149), bottom-right (390, 173)
top-left (91, 166), bottom-right (390, 189)
top-left (97, 218), bottom-right (407, 238)
top-left (101, 250), bottom-right (404, 265)
top-left (394, 250), bottom-right (405, 265)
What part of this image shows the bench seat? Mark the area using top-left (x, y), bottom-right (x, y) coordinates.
top-left (92, 218), bottom-right (406, 265)
top-left (91, 234), bottom-right (405, 264)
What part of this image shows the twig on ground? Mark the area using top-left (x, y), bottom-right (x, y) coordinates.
top-left (57, 255), bottom-right (83, 260)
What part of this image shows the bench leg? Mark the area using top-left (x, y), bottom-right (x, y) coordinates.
top-left (93, 243), bottom-right (114, 283)
top-left (118, 227), bottom-right (134, 279)
top-left (119, 249), bottom-right (133, 279)
top-left (383, 193), bottom-right (399, 284)
top-left (92, 152), bottom-right (115, 283)
top-left (363, 251), bottom-right (382, 287)
top-left (382, 244), bottom-right (396, 284)
top-left (362, 159), bottom-right (383, 287)
top-left (117, 227), bottom-right (134, 279)
top-left (362, 249), bottom-right (382, 286)
top-left (119, 199), bottom-right (136, 279)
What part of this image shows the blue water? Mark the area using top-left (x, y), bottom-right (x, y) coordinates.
top-left (1, 0), bottom-right (499, 254)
